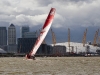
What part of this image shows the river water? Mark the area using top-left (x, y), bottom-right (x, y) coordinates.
top-left (0, 57), bottom-right (100, 75)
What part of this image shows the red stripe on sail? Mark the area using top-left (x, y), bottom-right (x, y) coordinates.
top-left (43, 8), bottom-right (55, 29)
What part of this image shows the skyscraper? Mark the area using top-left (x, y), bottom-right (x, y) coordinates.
top-left (0, 27), bottom-right (7, 45)
top-left (24, 32), bottom-right (37, 38)
top-left (21, 26), bottom-right (29, 38)
top-left (8, 24), bottom-right (16, 45)
top-left (8, 24), bottom-right (17, 53)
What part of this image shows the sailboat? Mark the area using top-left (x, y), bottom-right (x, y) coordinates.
top-left (26, 8), bottom-right (56, 59)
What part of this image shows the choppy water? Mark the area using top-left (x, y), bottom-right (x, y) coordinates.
top-left (0, 57), bottom-right (100, 75)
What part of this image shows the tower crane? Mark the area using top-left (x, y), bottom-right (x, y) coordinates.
top-left (93, 29), bottom-right (99, 46)
top-left (82, 28), bottom-right (87, 47)
top-left (68, 28), bottom-right (70, 52)
top-left (51, 28), bottom-right (59, 56)
top-left (51, 28), bottom-right (56, 46)
top-left (68, 28), bottom-right (74, 54)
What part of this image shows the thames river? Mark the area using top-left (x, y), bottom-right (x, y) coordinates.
top-left (0, 57), bottom-right (100, 75)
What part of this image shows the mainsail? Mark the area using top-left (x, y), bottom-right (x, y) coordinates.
top-left (26, 8), bottom-right (56, 59)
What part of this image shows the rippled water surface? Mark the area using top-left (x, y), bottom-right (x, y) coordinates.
top-left (0, 57), bottom-right (100, 75)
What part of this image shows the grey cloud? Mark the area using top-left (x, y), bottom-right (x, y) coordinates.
top-left (37, 0), bottom-right (53, 6)
top-left (0, 0), bottom-right (100, 28)
top-left (0, 0), bottom-right (11, 6)
top-left (19, 9), bottom-right (44, 16)
top-left (0, 0), bottom-right (100, 43)
top-left (0, 21), bottom-right (9, 27)
top-left (2, 1), bottom-right (11, 6)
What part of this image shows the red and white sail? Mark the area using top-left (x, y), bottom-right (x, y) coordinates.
top-left (27, 8), bottom-right (56, 58)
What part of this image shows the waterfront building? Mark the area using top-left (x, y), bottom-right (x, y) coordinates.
top-left (0, 27), bottom-right (7, 46)
top-left (17, 38), bottom-right (51, 55)
top-left (8, 24), bottom-right (17, 53)
top-left (21, 26), bottom-right (29, 38)
top-left (8, 24), bottom-right (16, 45)
top-left (24, 32), bottom-right (37, 38)
top-left (17, 38), bottom-right (37, 53)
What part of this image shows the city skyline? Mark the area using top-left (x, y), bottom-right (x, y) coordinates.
top-left (0, 24), bottom-right (37, 53)
top-left (0, 24), bottom-right (100, 44)
top-left (0, 0), bottom-right (100, 44)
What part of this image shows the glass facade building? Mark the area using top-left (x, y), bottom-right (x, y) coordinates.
top-left (17, 38), bottom-right (51, 55)
top-left (8, 24), bottom-right (17, 53)
top-left (21, 26), bottom-right (29, 38)
top-left (0, 27), bottom-right (7, 46)
top-left (8, 24), bottom-right (16, 45)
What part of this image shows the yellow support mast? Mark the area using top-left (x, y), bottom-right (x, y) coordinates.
top-left (68, 28), bottom-right (70, 52)
top-left (82, 28), bottom-right (87, 47)
top-left (93, 29), bottom-right (99, 46)
top-left (51, 28), bottom-right (56, 46)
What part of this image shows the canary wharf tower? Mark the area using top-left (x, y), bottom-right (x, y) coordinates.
top-left (8, 24), bottom-right (16, 45)
top-left (8, 24), bottom-right (17, 53)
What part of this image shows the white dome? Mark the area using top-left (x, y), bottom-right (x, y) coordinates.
top-left (0, 48), bottom-right (7, 53)
top-left (51, 42), bottom-right (98, 53)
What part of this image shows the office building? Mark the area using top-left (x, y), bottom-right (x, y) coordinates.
top-left (17, 38), bottom-right (37, 53)
top-left (24, 32), bottom-right (37, 38)
top-left (7, 44), bottom-right (17, 53)
top-left (17, 38), bottom-right (51, 55)
top-left (0, 27), bottom-right (7, 46)
top-left (21, 26), bottom-right (29, 38)
top-left (8, 24), bottom-right (16, 45)
top-left (8, 24), bottom-right (17, 53)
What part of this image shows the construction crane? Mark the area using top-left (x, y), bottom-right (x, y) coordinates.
top-left (82, 28), bottom-right (87, 47)
top-left (68, 28), bottom-right (70, 52)
top-left (98, 36), bottom-right (100, 43)
top-left (68, 28), bottom-right (75, 54)
top-left (51, 28), bottom-right (56, 46)
top-left (51, 28), bottom-right (58, 56)
top-left (93, 29), bottom-right (99, 46)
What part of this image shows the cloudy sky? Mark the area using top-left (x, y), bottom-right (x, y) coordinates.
top-left (0, 0), bottom-right (100, 44)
